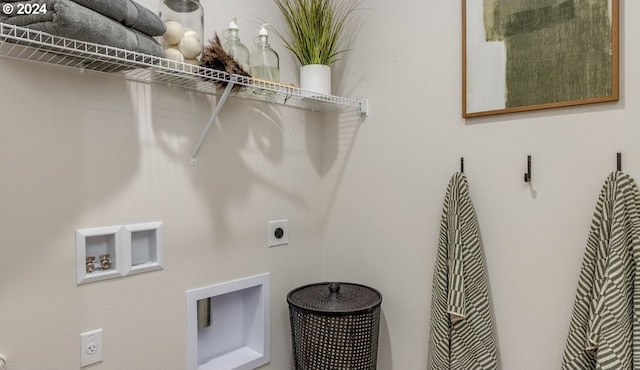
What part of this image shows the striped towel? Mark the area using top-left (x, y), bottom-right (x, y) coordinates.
top-left (561, 171), bottom-right (640, 370)
top-left (429, 173), bottom-right (497, 370)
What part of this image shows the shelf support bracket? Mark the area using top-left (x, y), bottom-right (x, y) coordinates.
top-left (360, 99), bottom-right (369, 117)
top-left (190, 78), bottom-right (236, 166)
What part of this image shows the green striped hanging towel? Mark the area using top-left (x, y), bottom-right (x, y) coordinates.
top-left (428, 172), bottom-right (498, 370)
top-left (561, 171), bottom-right (640, 370)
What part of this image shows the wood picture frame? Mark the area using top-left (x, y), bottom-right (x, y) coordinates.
top-left (462, 0), bottom-right (619, 118)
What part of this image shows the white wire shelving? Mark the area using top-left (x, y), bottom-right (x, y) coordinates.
top-left (0, 23), bottom-right (368, 164)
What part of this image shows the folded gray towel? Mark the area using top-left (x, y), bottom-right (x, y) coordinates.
top-left (0, 0), bottom-right (164, 57)
top-left (2, 0), bottom-right (165, 36)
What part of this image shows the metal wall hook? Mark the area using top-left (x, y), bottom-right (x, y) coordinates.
top-left (617, 152), bottom-right (622, 171)
top-left (460, 157), bottom-right (464, 173)
top-left (524, 155), bottom-right (532, 183)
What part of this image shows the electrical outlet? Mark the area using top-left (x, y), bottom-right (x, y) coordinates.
top-left (268, 219), bottom-right (288, 247)
top-left (80, 329), bottom-right (103, 367)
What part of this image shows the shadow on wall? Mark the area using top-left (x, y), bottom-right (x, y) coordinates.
top-left (477, 229), bottom-right (503, 370)
top-left (377, 311), bottom-right (393, 370)
top-left (319, 109), bottom-right (365, 228)
top-left (149, 87), bottom-right (313, 245)
top-left (0, 60), bottom-right (140, 295)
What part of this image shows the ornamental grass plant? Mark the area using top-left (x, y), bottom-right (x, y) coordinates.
top-left (270, 0), bottom-right (363, 66)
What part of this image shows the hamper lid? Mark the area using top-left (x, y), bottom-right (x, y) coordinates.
top-left (287, 282), bottom-right (382, 315)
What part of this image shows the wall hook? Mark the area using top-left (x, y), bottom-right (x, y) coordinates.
top-left (617, 152), bottom-right (622, 171)
top-left (524, 155), bottom-right (532, 183)
top-left (460, 157), bottom-right (464, 173)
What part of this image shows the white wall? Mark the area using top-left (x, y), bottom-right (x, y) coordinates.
top-left (321, 1), bottom-right (638, 369)
top-left (1, 0), bottom-right (638, 369)
top-left (0, 1), bottom-right (322, 368)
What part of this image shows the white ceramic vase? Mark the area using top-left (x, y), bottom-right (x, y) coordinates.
top-left (300, 64), bottom-right (331, 96)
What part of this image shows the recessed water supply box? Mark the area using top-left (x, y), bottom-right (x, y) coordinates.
top-left (186, 273), bottom-right (271, 370)
top-left (76, 225), bottom-right (126, 284)
top-left (76, 222), bottom-right (163, 284)
top-left (124, 221), bottom-right (163, 275)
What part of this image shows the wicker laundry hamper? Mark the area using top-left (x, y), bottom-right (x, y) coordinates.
top-left (287, 282), bottom-right (382, 370)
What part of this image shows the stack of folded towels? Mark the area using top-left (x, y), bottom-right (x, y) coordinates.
top-left (0, 0), bottom-right (165, 57)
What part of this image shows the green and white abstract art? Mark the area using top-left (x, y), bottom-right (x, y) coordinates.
top-left (463, 0), bottom-right (619, 118)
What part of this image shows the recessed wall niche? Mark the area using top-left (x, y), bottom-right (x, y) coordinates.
top-left (76, 225), bottom-right (126, 284)
top-left (124, 221), bottom-right (163, 275)
top-left (76, 222), bottom-right (163, 285)
top-left (186, 273), bottom-right (271, 370)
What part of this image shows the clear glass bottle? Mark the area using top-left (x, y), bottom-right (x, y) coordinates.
top-left (223, 17), bottom-right (250, 72)
top-left (158, 0), bottom-right (204, 63)
top-left (250, 25), bottom-right (280, 88)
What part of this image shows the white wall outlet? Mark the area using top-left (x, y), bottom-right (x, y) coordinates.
top-left (80, 329), bottom-right (103, 367)
top-left (268, 220), bottom-right (288, 247)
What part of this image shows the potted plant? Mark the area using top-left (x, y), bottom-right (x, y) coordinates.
top-left (270, 0), bottom-right (362, 95)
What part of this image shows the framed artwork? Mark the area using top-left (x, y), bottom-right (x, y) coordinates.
top-left (462, 0), bottom-right (619, 118)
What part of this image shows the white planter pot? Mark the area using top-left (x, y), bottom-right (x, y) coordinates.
top-left (300, 64), bottom-right (331, 96)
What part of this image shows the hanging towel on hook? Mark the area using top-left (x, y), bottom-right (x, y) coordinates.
top-left (561, 171), bottom-right (640, 370)
top-left (428, 173), bottom-right (497, 370)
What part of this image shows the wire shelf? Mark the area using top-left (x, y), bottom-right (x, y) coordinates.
top-left (0, 22), bottom-right (367, 114)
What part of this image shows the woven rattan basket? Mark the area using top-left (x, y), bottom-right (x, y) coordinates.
top-left (287, 282), bottom-right (382, 370)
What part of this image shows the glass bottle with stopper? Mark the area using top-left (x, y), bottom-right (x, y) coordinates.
top-left (249, 24), bottom-right (280, 93)
top-left (223, 17), bottom-right (250, 72)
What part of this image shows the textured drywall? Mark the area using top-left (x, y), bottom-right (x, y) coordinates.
top-left (321, 1), bottom-right (637, 369)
